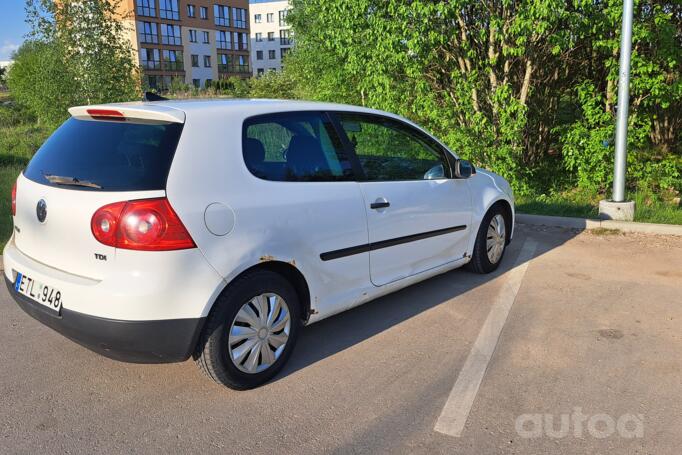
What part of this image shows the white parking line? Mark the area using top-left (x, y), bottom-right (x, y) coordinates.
top-left (434, 239), bottom-right (538, 437)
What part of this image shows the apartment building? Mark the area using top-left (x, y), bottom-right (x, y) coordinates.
top-left (248, 0), bottom-right (292, 76)
top-left (115, 0), bottom-right (251, 90)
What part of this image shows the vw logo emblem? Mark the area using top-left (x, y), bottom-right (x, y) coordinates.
top-left (36, 199), bottom-right (47, 223)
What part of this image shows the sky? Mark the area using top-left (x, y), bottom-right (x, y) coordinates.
top-left (0, 1), bottom-right (30, 61)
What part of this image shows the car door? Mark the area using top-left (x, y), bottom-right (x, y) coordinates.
top-left (332, 112), bottom-right (473, 286)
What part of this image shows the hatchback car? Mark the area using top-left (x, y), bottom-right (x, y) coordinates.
top-left (4, 99), bottom-right (514, 389)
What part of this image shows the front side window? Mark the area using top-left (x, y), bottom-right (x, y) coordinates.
top-left (187, 4), bottom-right (195, 17)
top-left (136, 0), bottom-right (156, 17)
top-left (203, 55), bottom-right (211, 67)
top-left (243, 112), bottom-right (354, 182)
top-left (266, 12), bottom-right (274, 23)
top-left (191, 54), bottom-right (199, 67)
top-left (254, 13), bottom-right (262, 23)
top-left (189, 29), bottom-right (197, 42)
top-left (202, 31), bottom-right (210, 43)
top-left (159, 0), bottom-right (179, 20)
top-left (267, 31), bottom-right (275, 41)
top-left (200, 6), bottom-right (208, 19)
top-left (268, 49), bottom-right (276, 59)
top-left (255, 32), bottom-right (262, 42)
top-left (336, 114), bottom-right (449, 181)
top-left (256, 50), bottom-right (263, 60)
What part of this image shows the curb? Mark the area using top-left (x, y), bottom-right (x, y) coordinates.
top-left (516, 213), bottom-right (682, 236)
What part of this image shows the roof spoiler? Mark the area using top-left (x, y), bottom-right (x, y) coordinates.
top-left (68, 104), bottom-right (185, 123)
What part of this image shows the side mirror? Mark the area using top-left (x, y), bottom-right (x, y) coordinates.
top-left (454, 159), bottom-right (474, 179)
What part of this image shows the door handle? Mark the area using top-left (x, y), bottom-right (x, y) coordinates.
top-left (370, 199), bottom-right (390, 210)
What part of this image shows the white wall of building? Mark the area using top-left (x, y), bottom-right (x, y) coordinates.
top-left (249, 0), bottom-right (291, 76)
top-left (182, 27), bottom-right (219, 88)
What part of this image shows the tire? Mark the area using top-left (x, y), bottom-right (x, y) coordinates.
top-left (467, 204), bottom-right (509, 274)
top-left (194, 270), bottom-right (301, 390)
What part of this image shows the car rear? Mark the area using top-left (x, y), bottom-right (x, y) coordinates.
top-left (3, 104), bottom-right (224, 362)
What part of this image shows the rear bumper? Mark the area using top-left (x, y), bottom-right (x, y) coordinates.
top-left (5, 276), bottom-right (205, 363)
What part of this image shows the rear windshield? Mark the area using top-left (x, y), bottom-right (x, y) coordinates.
top-left (24, 117), bottom-right (183, 191)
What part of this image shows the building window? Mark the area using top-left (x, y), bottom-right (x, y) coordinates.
top-left (162, 49), bottom-right (183, 71)
top-left (203, 55), bottom-right (211, 67)
top-left (191, 54), bottom-right (199, 67)
top-left (255, 33), bottom-right (262, 42)
top-left (216, 30), bottom-right (231, 49)
top-left (136, 0), bottom-right (155, 17)
top-left (254, 14), bottom-right (262, 23)
top-left (280, 47), bottom-right (290, 59)
top-left (189, 29), bottom-right (197, 42)
top-left (187, 4), bottom-right (195, 17)
top-left (256, 50), bottom-right (263, 60)
top-left (257, 68), bottom-right (264, 76)
top-left (200, 6), bottom-right (208, 19)
top-left (205, 79), bottom-right (212, 88)
top-left (236, 55), bottom-right (249, 73)
top-left (279, 29), bottom-right (291, 45)
top-left (236, 32), bottom-right (248, 50)
top-left (193, 79), bottom-right (200, 88)
top-left (161, 24), bottom-right (182, 45)
top-left (278, 10), bottom-right (288, 27)
top-left (159, 0), bottom-right (179, 20)
top-left (139, 21), bottom-right (158, 44)
top-left (140, 48), bottom-right (160, 70)
top-left (266, 13), bottom-right (274, 23)
top-left (214, 5), bottom-right (229, 27)
top-left (232, 7), bottom-right (246, 28)
top-left (268, 50), bottom-right (276, 60)
top-left (218, 53), bottom-right (230, 72)
top-left (267, 32), bottom-right (275, 41)
top-left (202, 31), bottom-right (210, 43)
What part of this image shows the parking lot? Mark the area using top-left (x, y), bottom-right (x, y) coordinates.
top-left (1, 224), bottom-right (681, 454)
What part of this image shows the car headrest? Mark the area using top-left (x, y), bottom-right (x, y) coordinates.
top-left (244, 138), bottom-right (266, 165)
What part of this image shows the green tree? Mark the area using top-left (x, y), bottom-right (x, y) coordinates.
top-left (8, 0), bottom-right (139, 126)
top-left (285, 0), bottom-right (681, 196)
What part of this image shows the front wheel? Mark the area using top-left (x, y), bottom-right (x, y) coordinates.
top-left (194, 270), bottom-right (301, 389)
top-left (468, 205), bottom-right (509, 274)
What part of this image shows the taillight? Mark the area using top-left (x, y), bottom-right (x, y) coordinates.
top-left (91, 198), bottom-right (195, 251)
top-left (11, 180), bottom-right (17, 216)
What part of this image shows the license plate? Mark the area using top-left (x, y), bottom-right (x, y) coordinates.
top-left (14, 272), bottom-right (63, 313)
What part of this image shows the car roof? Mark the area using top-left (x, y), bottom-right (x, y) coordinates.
top-left (73, 98), bottom-right (406, 123)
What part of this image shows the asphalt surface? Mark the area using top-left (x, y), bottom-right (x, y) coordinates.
top-left (1, 225), bottom-right (681, 454)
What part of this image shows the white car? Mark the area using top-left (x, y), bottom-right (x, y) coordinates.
top-left (4, 99), bottom-right (514, 389)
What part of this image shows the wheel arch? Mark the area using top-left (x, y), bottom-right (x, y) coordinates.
top-left (205, 260), bottom-right (312, 325)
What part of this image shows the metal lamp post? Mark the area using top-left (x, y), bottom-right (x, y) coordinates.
top-left (599, 0), bottom-right (636, 220)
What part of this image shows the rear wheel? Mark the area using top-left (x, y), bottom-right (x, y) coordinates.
top-left (195, 270), bottom-right (301, 389)
top-left (468, 205), bottom-right (509, 274)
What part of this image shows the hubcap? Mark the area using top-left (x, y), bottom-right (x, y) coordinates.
top-left (228, 293), bottom-right (291, 374)
top-left (486, 214), bottom-right (506, 264)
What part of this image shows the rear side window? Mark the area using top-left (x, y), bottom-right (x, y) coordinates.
top-left (243, 112), bottom-right (354, 182)
top-left (24, 117), bottom-right (183, 191)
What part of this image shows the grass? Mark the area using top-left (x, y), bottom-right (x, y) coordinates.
top-left (517, 189), bottom-right (682, 225)
top-left (0, 93), bottom-right (55, 243)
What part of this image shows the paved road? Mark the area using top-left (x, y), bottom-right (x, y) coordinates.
top-left (1, 225), bottom-right (681, 454)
